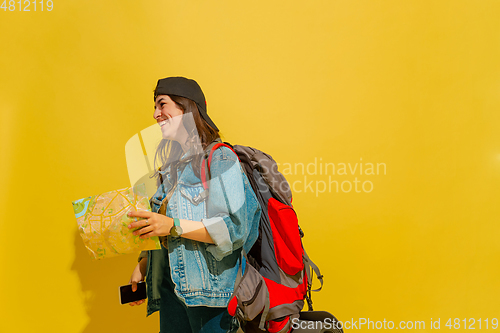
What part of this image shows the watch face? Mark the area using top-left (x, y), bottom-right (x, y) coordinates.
top-left (170, 225), bottom-right (183, 238)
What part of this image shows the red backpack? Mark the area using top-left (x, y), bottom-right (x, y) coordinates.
top-left (201, 140), bottom-right (324, 333)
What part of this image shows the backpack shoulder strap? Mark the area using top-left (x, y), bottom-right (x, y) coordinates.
top-left (200, 139), bottom-right (239, 190)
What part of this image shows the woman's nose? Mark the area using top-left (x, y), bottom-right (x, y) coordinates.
top-left (153, 108), bottom-right (161, 120)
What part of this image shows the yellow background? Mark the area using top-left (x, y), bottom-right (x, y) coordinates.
top-left (1, 1), bottom-right (499, 332)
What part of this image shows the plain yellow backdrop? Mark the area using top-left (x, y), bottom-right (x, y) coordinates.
top-left (1, 1), bottom-right (499, 332)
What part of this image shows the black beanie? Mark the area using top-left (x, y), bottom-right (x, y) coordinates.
top-left (154, 76), bottom-right (219, 132)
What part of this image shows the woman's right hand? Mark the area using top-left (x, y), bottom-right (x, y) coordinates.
top-left (128, 258), bottom-right (147, 306)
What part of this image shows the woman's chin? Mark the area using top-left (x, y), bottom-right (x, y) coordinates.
top-left (161, 129), bottom-right (175, 141)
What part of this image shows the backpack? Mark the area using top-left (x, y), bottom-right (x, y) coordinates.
top-left (201, 139), bottom-right (324, 333)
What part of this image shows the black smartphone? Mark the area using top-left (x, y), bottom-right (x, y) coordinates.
top-left (119, 281), bottom-right (147, 304)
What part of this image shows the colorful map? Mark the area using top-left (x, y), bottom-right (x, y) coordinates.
top-left (72, 183), bottom-right (160, 260)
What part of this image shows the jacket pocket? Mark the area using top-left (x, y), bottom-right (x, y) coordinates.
top-left (177, 183), bottom-right (207, 221)
top-left (179, 185), bottom-right (207, 206)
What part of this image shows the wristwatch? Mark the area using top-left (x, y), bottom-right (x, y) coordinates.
top-left (169, 218), bottom-right (183, 238)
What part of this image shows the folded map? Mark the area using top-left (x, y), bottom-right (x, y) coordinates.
top-left (72, 183), bottom-right (161, 260)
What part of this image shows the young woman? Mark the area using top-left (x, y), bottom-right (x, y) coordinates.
top-left (127, 76), bottom-right (261, 333)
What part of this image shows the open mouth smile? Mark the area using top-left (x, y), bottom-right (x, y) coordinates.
top-left (158, 119), bottom-right (169, 127)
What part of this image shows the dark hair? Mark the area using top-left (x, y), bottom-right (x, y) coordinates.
top-left (153, 94), bottom-right (220, 183)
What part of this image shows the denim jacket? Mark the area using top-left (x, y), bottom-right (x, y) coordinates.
top-left (140, 146), bottom-right (261, 316)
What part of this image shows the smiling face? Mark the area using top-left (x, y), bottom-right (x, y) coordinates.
top-left (153, 95), bottom-right (185, 141)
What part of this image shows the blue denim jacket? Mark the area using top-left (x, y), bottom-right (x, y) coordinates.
top-left (142, 146), bottom-right (261, 316)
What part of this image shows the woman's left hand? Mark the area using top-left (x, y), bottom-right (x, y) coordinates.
top-left (127, 210), bottom-right (173, 238)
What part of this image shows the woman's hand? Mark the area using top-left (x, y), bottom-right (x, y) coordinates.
top-left (128, 210), bottom-right (173, 238)
top-left (128, 258), bottom-right (147, 306)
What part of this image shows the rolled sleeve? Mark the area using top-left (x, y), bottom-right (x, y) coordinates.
top-left (203, 146), bottom-right (260, 261)
top-left (201, 215), bottom-right (233, 260)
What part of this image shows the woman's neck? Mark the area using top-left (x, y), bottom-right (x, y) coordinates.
top-left (174, 126), bottom-right (190, 153)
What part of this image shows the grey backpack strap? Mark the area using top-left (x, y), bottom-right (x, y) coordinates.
top-left (303, 248), bottom-right (323, 311)
top-left (304, 249), bottom-right (323, 292)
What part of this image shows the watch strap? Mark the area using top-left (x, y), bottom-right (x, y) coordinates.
top-left (170, 218), bottom-right (183, 238)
